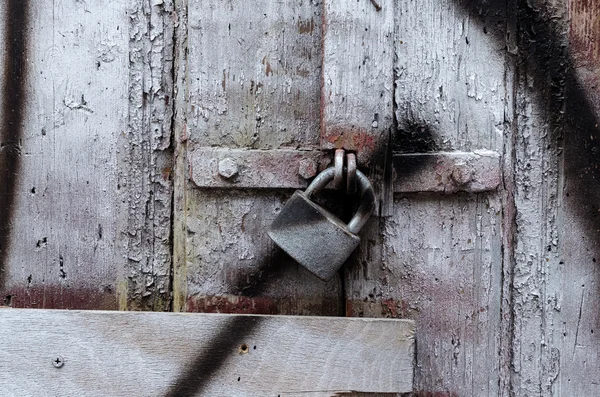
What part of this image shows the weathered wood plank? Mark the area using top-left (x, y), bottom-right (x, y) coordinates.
top-left (0, 0), bottom-right (175, 311)
top-left (321, 0), bottom-right (395, 217)
top-left (173, 0), bottom-right (343, 315)
top-left (187, 0), bottom-right (322, 149)
top-left (346, 0), bottom-right (510, 395)
top-left (320, 0), bottom-right (394, 166)
top-left (0, 0), bottom-right (128, 309)
top-left (509, 0), bottom-right (600, 395)
top-left (0, 309), bottom-right (414, 396)
top-left (347, 194), bottom-right (504, 396)
top-left (117, 0), bottom-right (175, 310)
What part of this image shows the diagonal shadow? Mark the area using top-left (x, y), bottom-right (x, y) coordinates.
top-left (165, 123), bottom-right (438, 396)
top-left (164, 315), bottom-right (264, 397)
top-left (0, 1), bottom-right (30, 288)
top-left (455, 0), bottom-right (600, 245)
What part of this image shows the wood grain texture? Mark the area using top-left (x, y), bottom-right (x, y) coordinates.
top-left (173, 0), bottom-right (344, 315)
top-left (347, 194), bottom-right (504, 396)
top-left (509, 0), bottom-right (600, 395)
top-left (0, 0), bottom-right (130, 309)
top-left (320, 0), bottom-right (394, 166)
top-left (0, 0), bottom-right (175, 311)
top-left (0, 309), bottom-right (415, 396)
top-left (187, 0), bottom-right (322, 150)
top-left (345, 0), bottom-right (511, 395)
top-left (117, 0), bottom-right (175, 310)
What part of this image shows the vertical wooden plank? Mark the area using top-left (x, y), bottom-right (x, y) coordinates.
top-left (173, 0), bottom-right (343, 315)
top-left (510, 0), bottom-right (600, 395)
top-left (321, 0), bottom-right (394, 216)
top-left (0, 0), bottom-right (130, 309)
top-left (321, 0), bottom-right (394, 166)
top-left (345, 0), bottom-right (510, 395)
top-left (0, 0), bottom-right (175, 311)
top-left (559, 2), bottom-right (600, 395)
top-left (117, 0), bottom-right (175, 310)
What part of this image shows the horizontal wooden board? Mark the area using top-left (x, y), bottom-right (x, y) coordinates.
top-left (0, 309), bottom-right (414, 396)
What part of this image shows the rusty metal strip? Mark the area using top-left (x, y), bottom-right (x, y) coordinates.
top-left (189, 148), bottom-right (501, 193)
top-left (189, 148), bottom-right (330, 189)
top-left (393, 150), bottom-right (501, 194)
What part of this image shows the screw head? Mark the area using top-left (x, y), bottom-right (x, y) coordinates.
top-left (298, 158), bottom-right (318, 179)
top-left (52, 356), bottom-right (64, 368)
top-left (218, 158), bottom-right (239, 179)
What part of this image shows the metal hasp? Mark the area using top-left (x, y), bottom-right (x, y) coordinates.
top-left (268, 167), bottom-right (375, 281)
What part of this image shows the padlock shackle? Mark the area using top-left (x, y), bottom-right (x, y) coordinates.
top-left (304, 167), bottom-right (375, 234)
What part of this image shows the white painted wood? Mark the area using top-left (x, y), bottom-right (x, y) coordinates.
top-left (117, 0), bottom-right (175, 310)
top-left (186, 0), bottom-right (322, 150)
top-left (346, 1), bottom-right (510, 396)
top-left (0, 309), bottom-right (414, 396)
top-left (320, 0), bottom-right (394, 165)
top-left (509, 0), bottom-right (600, 395)
top-left (1, 1), bottom-right (128, 309)
top-left (173, 0), bottom-right (344, 315)
top-left (0, 1), bottom-right (175, 311)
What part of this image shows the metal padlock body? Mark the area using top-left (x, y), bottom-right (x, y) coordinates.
top-left (268, 167), bottom-right (375, 281)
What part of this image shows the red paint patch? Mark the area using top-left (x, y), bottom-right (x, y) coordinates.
top-left (569, 0), bottom-right (600, 66)
top-left (187, 295), bottom-right (279, 315)
top-left (187, 295), bottom-right (343, 316)
top-left (3, 285), bottom-right (117, 310)
top-left (321, 126), bottom-right (377, 157)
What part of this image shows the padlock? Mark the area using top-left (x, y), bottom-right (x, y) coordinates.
top-left (267, 167), bottom-right (375, 281)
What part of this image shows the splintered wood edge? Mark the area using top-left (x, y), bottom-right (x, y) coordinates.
top-left (0, 309), bottom-right (415, 395)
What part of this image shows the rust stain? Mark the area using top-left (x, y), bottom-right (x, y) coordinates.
top-left (261, 56), bottom-right (273, 77)
top-left (369, 0), bottom-right (382, 12)
top-left (162, 166), bottom-right (172, 181)
top-left (346, 298), bottom-right (413, 319)
top-left (569, 0), bottom-right (600, 66)
top-left (187, 295), bottom-right (279, 314)
top-left (296, 66), bottom-right (310, 77)
top-left (321, 125), bottom-right (377, 161)
top-left (221, 69), bottom-right (226, 91)
top-left (298, 17), bottom-right (315, 34)
top-left (187, 294), bottom-right (343, 316)
top-left (3, 285), bottom-right (118, 310)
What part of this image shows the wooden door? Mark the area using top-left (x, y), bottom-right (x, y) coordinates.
top-left (1, 0), bottom-right (599, 395)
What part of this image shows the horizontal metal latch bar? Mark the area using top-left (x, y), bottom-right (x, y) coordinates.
top-left (189, 148), bottom-right (501, 193)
